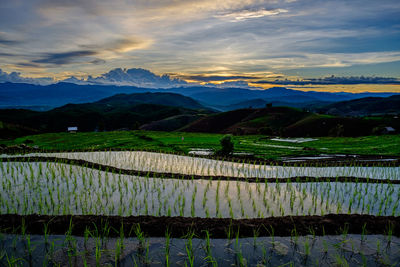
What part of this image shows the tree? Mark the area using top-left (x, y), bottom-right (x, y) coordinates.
top-left (259, 127), bottom-right (273, 135)
top-left (132, 121), bottom-right (140, 130)
top-left (329, 124), bottom-right (344, 137)
top-left (217, 134), bottom-right (234, 156)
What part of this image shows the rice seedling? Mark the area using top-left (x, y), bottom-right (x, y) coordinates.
top-left (165, 229), bottom-right (171, 267)
top-left (184, 230), bottom-right (195, 267)
top-left (0, 151), bottom-right (399, 266)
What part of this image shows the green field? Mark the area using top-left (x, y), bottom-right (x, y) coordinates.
top-left (1, 131), bottom-right (400, 159)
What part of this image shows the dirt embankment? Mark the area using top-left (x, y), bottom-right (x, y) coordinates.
top-left (1, 214), bottom-right (399, 238)
top-left (1, 146), bottom-right (399, 166)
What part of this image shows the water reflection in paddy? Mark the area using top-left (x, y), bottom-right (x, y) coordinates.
top-left (2, 151), bottom-right (399, 180)
top-left (1, 162), bottom-right (399, 218)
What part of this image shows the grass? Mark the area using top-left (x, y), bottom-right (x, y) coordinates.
top-left (1, 130), bottom-right (400, 159)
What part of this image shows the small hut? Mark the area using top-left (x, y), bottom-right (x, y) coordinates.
top-left (67, 126), bottom-right (78, 133)
top-left (382, 126), bottom-right (395, 134)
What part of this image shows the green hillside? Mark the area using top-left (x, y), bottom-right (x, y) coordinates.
top-left (0, 92), bottom-right (211, 138)
top-left (182, 106), bottom-right (399, 137)
top-left (316, 95), bottom-right (400, 116)
top-left (1, 131), bottom-right (400, 159)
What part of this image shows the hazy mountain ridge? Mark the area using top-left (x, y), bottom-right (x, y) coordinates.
top-left (1, 82), bottom-right (399, 111)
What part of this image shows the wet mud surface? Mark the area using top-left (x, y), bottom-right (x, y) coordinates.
top-left (1, 147), bottom-right (399, 166)
top-left (1, 214), bottom-right (399, 238)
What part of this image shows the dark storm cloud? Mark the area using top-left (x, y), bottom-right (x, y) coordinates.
top-left (32, 50), bottom-right (98, 65)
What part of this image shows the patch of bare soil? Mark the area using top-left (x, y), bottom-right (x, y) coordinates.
top-left (1, 214), bottom-right (399, 238)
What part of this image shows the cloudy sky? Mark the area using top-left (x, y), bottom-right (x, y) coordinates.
top-left (0, 0), bottom-right (399, 91)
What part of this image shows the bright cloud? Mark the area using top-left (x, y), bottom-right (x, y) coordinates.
top-left (217, 8), bottom-right (288, 21)
top-left (0, 0), bottom-right (399, 81)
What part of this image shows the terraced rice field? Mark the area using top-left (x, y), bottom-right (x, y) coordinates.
top-left (0, 151), bottom-right (399, 266)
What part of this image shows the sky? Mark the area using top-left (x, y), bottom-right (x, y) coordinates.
top-left (0, 0), bottom-right (400, 92)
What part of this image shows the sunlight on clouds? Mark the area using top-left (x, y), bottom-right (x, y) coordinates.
top-left (106, 38), bottom-right (153, 53)
top-left (3, 64), bottom-right (48, 78)
top-left (288, 84), bottom-right (400, 93)
top-left (0, 0), bottom-right (399, 86)
top-left (239, 52), bottom-right (400, 70)
top-left (38, 0), bottom-right (281, 25)
top-left (245, 83), bottom-right (400, 93)
top-left (216, 8), bottom-right (288, 21)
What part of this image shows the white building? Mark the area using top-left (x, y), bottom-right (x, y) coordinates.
top-left (67, 126), bottom-right (78, 133)
top-left (383, 126), bottom-right (395, 134)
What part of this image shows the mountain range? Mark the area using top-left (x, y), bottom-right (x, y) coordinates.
top-left (1, 70), bottom-right (399, 139)
top-left (0, 91), bottom-right (399, 139)
top-left (1, 81), bottom-right (399, 111)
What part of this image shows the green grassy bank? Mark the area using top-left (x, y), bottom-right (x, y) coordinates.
top-left (1, 131), bottom-right (399, 159)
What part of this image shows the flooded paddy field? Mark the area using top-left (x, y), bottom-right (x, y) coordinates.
top-left (1, 233), bottom-right (399, 266)
top-left (0, 151), bottom-right (399, 266)
top-left (2, 151), bottom-right (400, 180)
top-left (1, 162), bottom-right (399, 218)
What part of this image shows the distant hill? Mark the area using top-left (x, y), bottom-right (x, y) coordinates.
top-left (140, 114), bottom-right (205, 131)
top-left (95, 92), bottom-right (206, 110)
top-left (316, 95), bottom-right (400, 116)
top-left (2, 82), bottom-right (400, 138)
top-left (0, 92), bottom-right (210, 138)
top-left (180, 109), bottom-right (257, 133)
top-left (218, 97), bottom-right (333, 111)
top-left (0, 82), bottom-right (151, 109)
top-left (181, 86), bottom-right (399, 108)
top-left (283, 114), bottom-right (385, 137)
top-left (181, 106), bottom-right (399, 137)
top-left (1, 98), bottom-right (399, 139)
top-left (0, 121), bottom-right (39, 139)
top-left (1, 82), bottom-right (399, 111)
top-left (181, 107), bottom-right (310, 135)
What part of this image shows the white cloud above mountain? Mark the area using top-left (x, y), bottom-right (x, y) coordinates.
top-left (0, 67), bottom-right (189, 88)
top-left (64, 68), bottom-right (189, 88)
top-left (1, 0), bottom-right (399, 80)
top-left (0, 69), bottom-right (54, 85)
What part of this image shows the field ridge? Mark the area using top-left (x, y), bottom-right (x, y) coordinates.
top-left (1, 214), bottom-right (399, 238)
